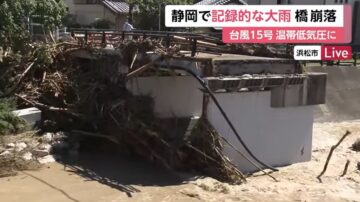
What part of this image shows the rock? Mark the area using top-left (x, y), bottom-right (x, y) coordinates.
top-left (22, 152), bottom-right (33, 161)
top-left (52, 132), bottom-right (70, 144)
top-left (6, 143), bottom-right (15, 149)
top-left (55, 131), bottom-right (67, 138)
top-left (15, 142), bottom-right (27, 152)
top-left (38, 144), bottom-right (52, 151)
top-left (42, 133), bottom-right (54, 143)
top-left (31, 149), bottom-right (50, 158)
top-left (38, 155), bottom-right (56, 164)
top-left (0, 150), bottom-right (11, 156)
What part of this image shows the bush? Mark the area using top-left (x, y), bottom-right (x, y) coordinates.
top-left (0, 99), bottom-right (26, 135)
top-left (0, 0), bottom-right (66, 52)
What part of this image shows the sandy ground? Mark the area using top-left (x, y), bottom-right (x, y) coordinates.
top-left (0, 122), bottom-right (359, 202)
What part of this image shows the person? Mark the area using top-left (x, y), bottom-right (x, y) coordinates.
top-left (122, 19), bottom-right (134, 40)
top-left (122, 19), bottom-right (134, 32)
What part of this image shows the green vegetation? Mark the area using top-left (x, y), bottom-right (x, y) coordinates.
top-left (0, 0), bottom-right (66, 51)
top-left (125, 0), bottom-right (192, 30)
top-left (0, 99), bottom-right (26, 135)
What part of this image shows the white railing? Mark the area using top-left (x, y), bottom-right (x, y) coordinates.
top-left (55, 27), bottom-right (70, 41)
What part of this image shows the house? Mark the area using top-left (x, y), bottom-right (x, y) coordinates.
top-left (63, 0), bottom-right (130, 29)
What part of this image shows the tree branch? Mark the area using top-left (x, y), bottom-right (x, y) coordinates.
top-left (317, 130), bottom-right (351, 183)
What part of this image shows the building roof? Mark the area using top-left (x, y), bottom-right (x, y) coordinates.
top-left (102, 0), bottom-right (130, 14)
top-left (195, 0), bottom-right (247, 5)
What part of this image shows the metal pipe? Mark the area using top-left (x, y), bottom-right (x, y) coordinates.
top-left (173, 66), bottom-right (279, 172)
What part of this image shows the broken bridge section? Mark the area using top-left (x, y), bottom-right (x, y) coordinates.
top-left (127, 53), bottom-right (326, 173)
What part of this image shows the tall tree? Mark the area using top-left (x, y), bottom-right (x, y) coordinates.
top-left (124, 0), bottom-right (192, 30)
top-left (125, 0), bottom-right (136, 23)
top-left (0, 0), bottom-right (66, 51)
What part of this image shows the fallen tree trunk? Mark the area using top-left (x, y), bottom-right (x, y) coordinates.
top-left (15, 94), bottom-right (85, 119)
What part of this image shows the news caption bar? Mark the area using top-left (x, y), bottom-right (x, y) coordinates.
top-left (165, 5), bottom-right (352, 44)
top-left (294, 46), bottom-right (352, 61)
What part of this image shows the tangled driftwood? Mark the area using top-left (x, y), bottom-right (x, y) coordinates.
top-left (0, 40), bottom-right (251, 183)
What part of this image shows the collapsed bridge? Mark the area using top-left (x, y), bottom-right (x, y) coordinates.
top-left (126, 52), bottom-right (326, 173)
top-left (67, 30), bottom-right (332, 174)
top-left (72, 46), bottom-right (326, 174)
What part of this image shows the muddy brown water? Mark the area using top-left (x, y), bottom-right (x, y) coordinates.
top-left (305, 65), bottom-right (360, 122)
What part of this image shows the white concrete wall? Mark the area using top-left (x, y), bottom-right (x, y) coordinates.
top-left (127, 76), bottom-right (203, 118)
top-left (127, 76), bottom-right (314, 173)
top-left (207, 91), bottom-right (314, 173)
top-left (12, 108), bottom-right (41, 127)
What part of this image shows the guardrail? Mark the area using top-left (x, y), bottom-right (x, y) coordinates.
top-left (69, 29), bottom-right (224, 57)
top-left (56, 27), bottom-right (68, 40)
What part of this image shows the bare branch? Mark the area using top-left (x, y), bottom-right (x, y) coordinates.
top-left (317, 131), bottom-right (351, 183)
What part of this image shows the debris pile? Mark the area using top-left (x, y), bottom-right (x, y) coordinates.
top-left (0, 40), bottom-right (247, 183)
top-left (0, 130), bottom-right (80, 177)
